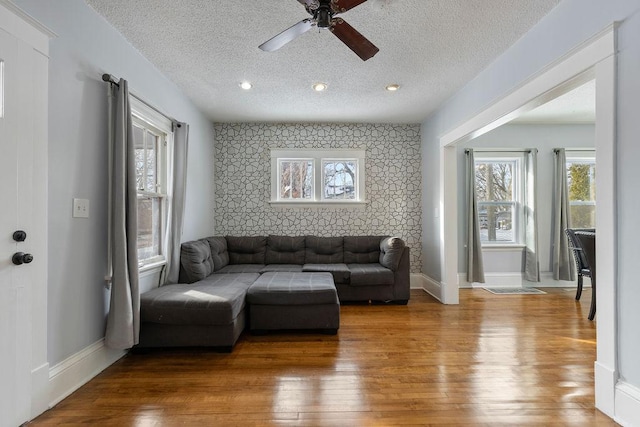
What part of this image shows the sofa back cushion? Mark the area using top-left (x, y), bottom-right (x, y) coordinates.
top-left (344, 236), bottom-right (386, 264)
top-left (379, 237), bottom-right (406, 271)
top-left (205, 236), bottom-right (229, 271)
top-left (305, 236), bottom-right (344, 264)
top-left (266, 235), bottom-right (306, 264)
top-left (226, 236), bottom-right (267, 264)
top-left (180, 239), bottom-right (214, 283)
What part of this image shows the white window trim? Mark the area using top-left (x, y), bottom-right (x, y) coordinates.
top-left (474, 152), bottom-right (525, 247)
top-left (270, 148), bottom-right (366, 207)
top-left (130, 97), bottom-right (174, 270)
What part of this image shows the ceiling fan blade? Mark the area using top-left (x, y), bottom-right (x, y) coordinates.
top-left (259, 19), bottom-right (315, 52)
top-left (332, 0), bottom-right (369, 13)
top-left (331, 19), bottom-right (379, 61)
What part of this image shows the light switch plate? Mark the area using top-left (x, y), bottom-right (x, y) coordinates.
top-left (73, 198), bottom-right (90, 218)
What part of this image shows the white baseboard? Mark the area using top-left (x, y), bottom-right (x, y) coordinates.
top-left (48, 339), bottom-right (126, 408)
top-left (411, 273), bottom-right (442, 302)
top-left (615, 381), bottom-right (640, 427)
top-left (409, 273), bottom-right (423, 289)
top-left (458, 272), bottom-right (523, 288)
top-left (595, 361), bottom-right (616, 418)
top-left (456, 271), bottom-right (585, 289)
top-left (31, 362), bottom-right (50, 419)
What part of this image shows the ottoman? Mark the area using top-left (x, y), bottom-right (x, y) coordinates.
top-left (246, 272), bottom-right (340, 334)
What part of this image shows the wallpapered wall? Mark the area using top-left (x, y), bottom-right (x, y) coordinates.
top-left (213, 123), bottom-right (423, 272)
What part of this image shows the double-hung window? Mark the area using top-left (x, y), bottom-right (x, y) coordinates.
top-left (566, 154), bottom-right (596, 228)
top-left (474, 153), bottom-right (524, 245)
top-left (271, 149), bottom-right (365, 205)
top-left (130, 98), bottom-right (173, 270)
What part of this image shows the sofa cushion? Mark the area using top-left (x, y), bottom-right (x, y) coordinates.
top-left (266, 235), bottom-right (306, 264)
top-left (344, 236), bottom-right (385, 264)
top-left (260, 264), bottom-right (304, 273)
top-left (348, 263), bottom-right (395, 286)
top-left (305, 236), bottom-right (344, 264)
top-left (302, 263), bottom-right (350, 284)
top-left (180, 239), bottom-right (214, 283)
top-left (216, 264), bottom-right (265, 274)
top-left (379, 237), bottom-right (406, 271)
top-left (206, 236), bottom-right (229, 271)
top-left (226, 236), bottom-right (267, 264)
top-left (247, 272), bottom-right (338, 305)
top-left (140, 273), bottom-right (259, 326)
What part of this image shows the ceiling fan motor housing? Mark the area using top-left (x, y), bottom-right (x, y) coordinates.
top-left (316, 0), bottom-right (333, 28)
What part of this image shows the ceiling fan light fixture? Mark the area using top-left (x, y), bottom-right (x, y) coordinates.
top-left (313, 82), bottom-right (328, 92)
top-left (239, 81), bottom-right (253, 90)
top-left (386, 84), bottom-right (400, 92)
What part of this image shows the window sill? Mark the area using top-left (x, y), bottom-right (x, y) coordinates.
top-left (139, 260), bottom-right (166, 276)
top-left (269, 200), bottom-right (368, 209)
top-left (481, 244), bottom-right (526, 251)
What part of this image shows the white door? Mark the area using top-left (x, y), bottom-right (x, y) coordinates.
top-left (0, 15), bottom-right (49, 426)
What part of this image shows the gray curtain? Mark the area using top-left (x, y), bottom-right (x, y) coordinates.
top-left (552, 148), bottom-right (575, 281)
top-left (524, 149), bottom-right (540, 281)
top-left (465, 149), bottom-right (485, 283)
top-left (161, 123), bottom-right (189, 285)
top-left (105, 79), bottom-right (140, 349)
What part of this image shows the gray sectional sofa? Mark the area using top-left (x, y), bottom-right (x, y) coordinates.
top-left (138, 235), bottom-right (410, 350)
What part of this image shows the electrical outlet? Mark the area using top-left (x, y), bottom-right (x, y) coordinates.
top-left (73, 198), bottom-right (90, 218)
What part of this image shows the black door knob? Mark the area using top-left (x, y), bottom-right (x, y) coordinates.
top-left (12, 252), bottom-right (34, 265)
top-left (13, 230), bottom-right (27, 242)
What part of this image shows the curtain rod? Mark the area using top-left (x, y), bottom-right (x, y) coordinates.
top-left (102, 73), bottom-right (182, 128)
top-left (464, 148), bottom-right (537, 154)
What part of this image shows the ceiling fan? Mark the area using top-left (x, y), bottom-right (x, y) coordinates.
top-left (259, 0), bottom-right (379, 61)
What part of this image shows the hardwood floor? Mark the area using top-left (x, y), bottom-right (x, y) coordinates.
top-left (30, 288), bottom-right (616, 426)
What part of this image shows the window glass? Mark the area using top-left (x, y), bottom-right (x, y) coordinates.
top-left (279, 159), bottom-right (313, 200)
top-left (475, 159), bottom-right (517, 243)
top-left (137, 196), bottom-right (162, 261)
top-left (131, 117), bottom-right (168, 266)
top-left (323, 160), bottom-right (357, 200)
top-left (567, 159), bottom-right (596, 228)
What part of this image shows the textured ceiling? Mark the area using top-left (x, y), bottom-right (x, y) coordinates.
top-left (85, 0), bottom-right (561, 124)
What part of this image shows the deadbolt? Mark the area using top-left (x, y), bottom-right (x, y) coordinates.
top-left (13, 230), bottom-right (27, 242)
top-left (12, 252), bottom-right (34, 265)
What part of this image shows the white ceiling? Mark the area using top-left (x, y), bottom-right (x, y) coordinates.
top-left (512, 79), bottom-right (596, 124)
top-left (85, 0), bottom-right (561, 124)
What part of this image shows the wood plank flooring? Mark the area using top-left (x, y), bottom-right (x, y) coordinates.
top-left (29, 288), bottom-right (616, 426)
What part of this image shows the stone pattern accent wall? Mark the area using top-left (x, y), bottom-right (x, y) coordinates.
top-left (214, 123), bottom-right (422, 272)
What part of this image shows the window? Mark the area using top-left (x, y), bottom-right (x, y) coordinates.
top-left (474, 154), bottom-right (524, 245)
top-left (567, 155), bottom-right (596, 228)
top-left (271, 149), bottom-right (365, 205)
top-left (130, 98), bottom-right (173, 269)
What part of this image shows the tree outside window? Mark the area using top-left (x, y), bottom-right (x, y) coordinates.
top-left (474, 158), bottom-right (519, 244)
top-left (567, 159), bottom-right (596, 228)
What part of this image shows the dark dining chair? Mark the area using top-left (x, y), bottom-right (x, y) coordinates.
top-left (573, 230), bottom-right (596, 321)
top-left (565, 228), bottom-right (595, 301)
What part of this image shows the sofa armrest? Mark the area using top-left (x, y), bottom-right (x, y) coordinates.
top-left (393, 246), bottom-right (411, 302)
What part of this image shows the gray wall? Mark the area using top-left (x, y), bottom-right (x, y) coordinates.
top-left (214, 123), bottom-right (423, 272)
top-left (420, 0), bottom-right (640, 396)
top-left (14, 0), bottom-right (216, 366)
top-left (457, 124), bottom-right (595, 276)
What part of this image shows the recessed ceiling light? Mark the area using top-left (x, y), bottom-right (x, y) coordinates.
top-left (239, 81), bottom-right (253, 90)
top-left (313, 82), bottom-right (328, 92)
top-left (386, 84), bottom-right (400, 92)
